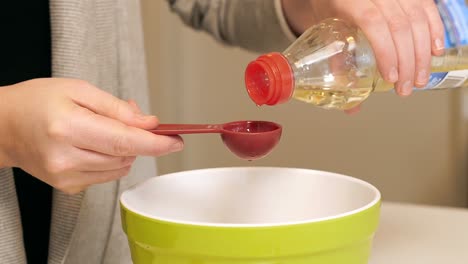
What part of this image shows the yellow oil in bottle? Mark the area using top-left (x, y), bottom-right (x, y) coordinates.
top-left (292, 48), bottom-right (468, 110)
top-left (292, 86), bottom-right (373, 110)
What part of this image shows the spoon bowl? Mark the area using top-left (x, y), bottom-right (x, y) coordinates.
top-left (220, 121), bottom-right (282, 160)
top-left (148, 120), bottom-right (282, 160)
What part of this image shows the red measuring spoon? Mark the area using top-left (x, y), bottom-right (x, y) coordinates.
top-left (148, 120), bottom-right (282, 160)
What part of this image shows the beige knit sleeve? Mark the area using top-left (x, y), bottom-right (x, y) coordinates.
top-left (165, 0), bottom-right (297, 53)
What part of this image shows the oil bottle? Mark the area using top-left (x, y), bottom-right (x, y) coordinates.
top-left (244, 5), bottom-right (468, 110)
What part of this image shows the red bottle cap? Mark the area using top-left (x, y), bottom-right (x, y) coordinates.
top-left (244, 52), bottom-right (294, 106)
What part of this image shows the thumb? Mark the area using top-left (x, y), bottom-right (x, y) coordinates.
top-left (71, 82), bottom-right (159, 129)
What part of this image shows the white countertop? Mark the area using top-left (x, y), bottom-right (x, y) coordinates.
top-left (370, 202), bottom-right (468, 264)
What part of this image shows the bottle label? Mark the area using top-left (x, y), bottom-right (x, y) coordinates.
top-left (421, 70), bottom-right (468, 90)
top-left (417, 0), bottom-right (468, 91)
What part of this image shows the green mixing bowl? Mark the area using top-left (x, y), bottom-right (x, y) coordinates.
top-left (120, 167), bottom-right (381, 264)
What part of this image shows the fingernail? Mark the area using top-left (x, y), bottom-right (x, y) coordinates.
top-left (435, 38), bottom-right (444, 50)
top-left (400, 81), bottom-right (412, 96)
top-left (396, 86), bottom-right (402, 95)
top-left (416, 70), bottom-right (427, 87)
top-left (138, 115), bottom-right (156, 121)
top-left (388, 67), bottom-right (398, 83)
top-left (170, 141), bottom-right (183, 152)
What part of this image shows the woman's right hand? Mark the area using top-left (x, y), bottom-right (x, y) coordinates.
top-left (0, 78), bottom-right (183, 194)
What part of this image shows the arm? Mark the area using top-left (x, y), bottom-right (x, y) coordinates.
top-left (168, 0), bottom-right (445, 100)
top-left (166, 0), bottom-right (296, 52)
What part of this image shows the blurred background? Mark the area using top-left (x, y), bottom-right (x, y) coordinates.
top-left (141, 1), bottom-right (468, 207)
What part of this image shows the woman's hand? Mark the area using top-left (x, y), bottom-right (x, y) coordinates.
top-left (0, 78), bottom-right (183, 194)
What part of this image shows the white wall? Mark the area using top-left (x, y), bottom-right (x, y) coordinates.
top-left (141, 1), bottom-right (468, 207)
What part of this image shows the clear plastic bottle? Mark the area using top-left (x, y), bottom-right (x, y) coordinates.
top-left (244, 17), bottom-right (468, 110)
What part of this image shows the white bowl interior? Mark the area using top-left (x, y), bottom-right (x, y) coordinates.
top-left (121, 167), bottom-right (380, 226)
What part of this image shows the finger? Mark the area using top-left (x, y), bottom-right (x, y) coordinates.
top-left (82, 165), bottom-right (133, 186)
top-left (350, 2), bottom-right (399, 85)
top-left (70, 107), bottom-right (184, 156)
top-left (73, 148), bottom-right (136, 171)
top-left (423, 1), bottom-right (445, 55)
top-left (398, 0), bottom-right (432, 88)
top-left (70, 80), bottom-right (159, 129)
top-left (345, 105), bottom-right (361, 115)
top-left (372, 0), bottom-right (415, 96)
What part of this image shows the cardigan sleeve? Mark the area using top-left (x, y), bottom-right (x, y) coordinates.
top-left (165, 0), bottom-right (297, 53)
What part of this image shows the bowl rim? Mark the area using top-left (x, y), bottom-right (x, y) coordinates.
top-left (120, 166), bottom-right (381, 228)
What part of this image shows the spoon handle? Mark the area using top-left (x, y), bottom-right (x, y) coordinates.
top-left (148, 124), bottom-right (222, 135)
